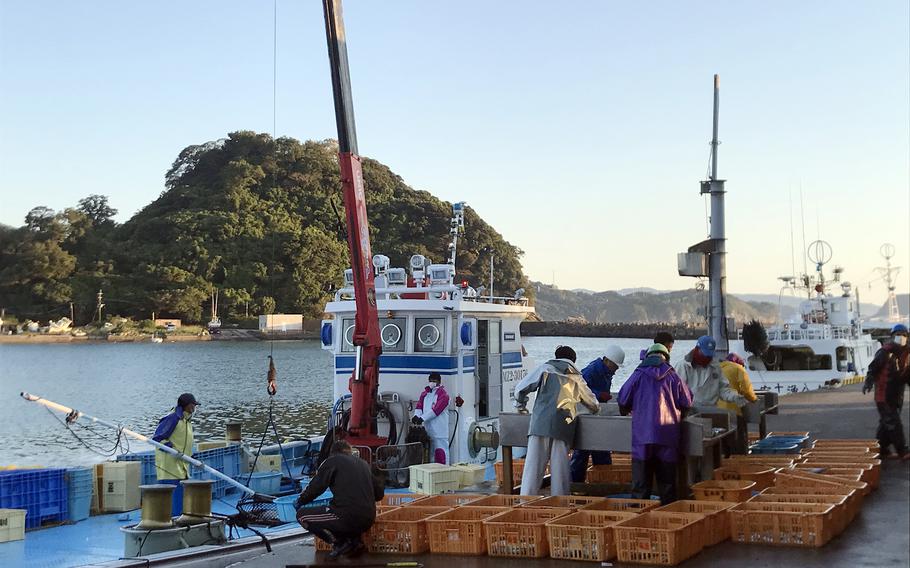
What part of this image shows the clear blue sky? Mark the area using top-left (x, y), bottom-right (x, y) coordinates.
top-left (1, 1), bottom-right (908, 306)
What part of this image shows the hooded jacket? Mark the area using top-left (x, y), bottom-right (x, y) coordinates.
top-left (865, 343), bottom-right (910, 406)
top-left (153, 406), bottom-right (194, 480)
top-left (675, 350), bottom-right (745, 407)
top-left (617, 356), bottom-right (692, 451)
top-left (717, 361), bottom-right (758, 415)
top-left (514, 358), bottom-right (599, 444)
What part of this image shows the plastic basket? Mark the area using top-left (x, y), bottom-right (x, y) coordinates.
top-left (521, 495), bottom-right (605, 509)
top-left (767, 431), bottom-right (810, 438)
top-left (0, 468), bottom-right (68, 529)
top-left (713, 464), bottom-right (777, 490)
top-left (382, 493), bottom-right (430, 507)
top-left (802, 450), bottom-right (880, 460)
top-left (613, 512), bottom-right (706, 566)
top-left (274, 494), bottom-right (332, 524)
top-left (483, 507), bottom-right (572, 558)
top-left (452, 463), bottom-right (487, 488)
top-left (800, 459), bottom-right (880, 488)
top-left (494, 459), bottom-right (525, 488)
top-left (654, 500), bottom-right (734, 546)
top-left (408, 464), bottom-right (459, 495)
top-left (468, 494), bottom-right (543, 507)
top-left (748, 443), bottom-right (800, 455)
top-left (239, 472), bottom-right (282, 495)
top-left (728, 502), bottom-right (837, 547)
top-left (0, 509), bottom-right (27, 543)
top-left (726, 456), bottom-right (796, 468)
top-left (760, 485), bottom-right (860, 524)
top-left (587, 464), bottom-right (633, 484)
top-left (425, 506), bottom-right (509, 554)
top-left (750, 493), bottom-right (849, 534)
top-left (370, 506), bottom-right (451, 553)
top-left (581, 498), bottom-right (661, 513)
top-left (546, 509), bottom-right (638, 561)
top-left (411, 493), bottom-right (484, 507)
top-left (775, 471), bottom-right (869, 496)
top-left (691, 480), bottom-right (756, 502)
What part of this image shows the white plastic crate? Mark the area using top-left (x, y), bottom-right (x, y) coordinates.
top-left (453, 463), bottom-right (486, 487)
top-left (0, 509), bottom-right (26, 543)
top-left (102, 462), bottom-right (141, 512)
top-left (253, 455), bottom-right (283, 473)
top-left (408, 464), bottom-right (459, 494)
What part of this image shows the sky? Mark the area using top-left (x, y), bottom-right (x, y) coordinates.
top-left (1, 1), bottom-right (908, 307)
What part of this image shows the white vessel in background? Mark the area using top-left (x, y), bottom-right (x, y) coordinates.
top-left (730, 240), bottom-right (879, 393)
top-left (320, 202), bottom-right (536, 464)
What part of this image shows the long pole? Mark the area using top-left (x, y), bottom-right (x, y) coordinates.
top-left (20, 392), bottom-right (261, 498)
top-left (707, 74), bottom-right (728, 356)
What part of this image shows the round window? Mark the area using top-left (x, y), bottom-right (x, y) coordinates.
top-left (344, 324), bottom-right (355, 347)
top-left (381, 323), bottom-right (402, 347)
top-left (417, 323), bottom-right (441, 347)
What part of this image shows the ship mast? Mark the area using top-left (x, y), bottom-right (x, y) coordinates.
top-left (678, 75), bottom-right (729, 357)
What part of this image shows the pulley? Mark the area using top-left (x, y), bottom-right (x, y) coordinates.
top-left (467, 421), bottom-right (500, 458)
top-left (175, 479), bottom-right (214, 526)
top-left (136, 484), bottom-right (175, 529)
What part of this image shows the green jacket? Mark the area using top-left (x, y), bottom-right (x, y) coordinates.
top-left (153, 407), bottom-right (194, 480)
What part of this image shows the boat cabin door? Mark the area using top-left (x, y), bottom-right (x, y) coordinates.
top-left (476, 319), bottom-right (502, 418)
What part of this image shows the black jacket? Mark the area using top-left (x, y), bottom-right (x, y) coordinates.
top-left (296, 453), bottom-right (385, 523)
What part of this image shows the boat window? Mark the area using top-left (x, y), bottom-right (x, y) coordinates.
top-left (379, 318), bottom-right (407, 352)
top-left (761, 345), bottom-right (832, 371)
top-left (341, 318), bottom-right (355, 352)
top-left (415, 317), bottom-right (445, 353)
top-left (489, 321), bottom-right (501, 355)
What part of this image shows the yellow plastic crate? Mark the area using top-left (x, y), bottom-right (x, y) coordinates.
top-left (0, 509), bottom-right (26, 543)
top-left (408, 464), bottom-right (459, 494)
top-left (452, 463), bottom-right (486, 488)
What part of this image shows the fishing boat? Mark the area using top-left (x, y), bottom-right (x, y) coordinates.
top-left (320, 201), bottom-right (537, 464)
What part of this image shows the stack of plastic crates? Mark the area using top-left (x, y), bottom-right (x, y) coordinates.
top-left (728, 501), bottom-right (838, 547)
top-left (612, 512), bottom-right (706, 565)
top-left (483, 507), bottom-right (572, 558)
top-left (0, 468), bottom-right (68, 529)
top-left (65, 468), bottom-right (93, 522)
top-left (546, 509), bottom-right (638, 561)
top-left (426, 506), bottom-right (509, 554)
top-left (654, 500), bottom-right (735, 546)
top-left (369, 506), bottom-right (451, 553)
top-left (192, 445), bottom-right (242, 498)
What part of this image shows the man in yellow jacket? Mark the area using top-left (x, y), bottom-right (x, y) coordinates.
top-left (153, 393), bottom-right (199, 515)
top-left (718, 354), bottom-right (757, 453)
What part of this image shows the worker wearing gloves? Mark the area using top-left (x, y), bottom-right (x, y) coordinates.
top-left (514, 346), bottom-right (599, 496)
top-left (569, 345), bottom-right (626, 483)
top-left (413, 372), bottom-right (450, 464)
top-left (618, 343), bottom-right (692, 505)
top-left (152, 393), bottom-right (198, 516)
top-left (863, 323), bottom-right (910, 460)
top-left (675, 335), bottom-right (746, 408)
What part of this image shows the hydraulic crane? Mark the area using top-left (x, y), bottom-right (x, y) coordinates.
top-left (321, 0), bottom-right (386, 450)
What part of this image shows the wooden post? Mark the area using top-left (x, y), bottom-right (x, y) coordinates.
top-left (500, 446), bottom-right (514, 495)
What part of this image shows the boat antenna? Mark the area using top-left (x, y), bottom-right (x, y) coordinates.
top-left (788, 185), bottom-right (796, 282)
top-left (876, 243), bottom-right (902, 322)
top-left (705, 74), bottom-right (729, 355)
top-left (447, 202), bottom-right (465, 269)
top-left (799, 183), bottom-right (809, 296)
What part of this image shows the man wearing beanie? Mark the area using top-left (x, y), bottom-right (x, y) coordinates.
top-left (514, 345), bottom-right (600, 496)
top-left (152, 393), bottom-right (200, 515)
top-left (617, 344), bottom-right (692, 505)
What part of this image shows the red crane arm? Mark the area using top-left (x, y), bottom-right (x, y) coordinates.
top-left (322, 0), bottom-right (383, 443)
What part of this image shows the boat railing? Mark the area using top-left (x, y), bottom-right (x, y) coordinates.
top-left (740, 324), bottom-right (856, 342)
top-left (334, 285), bottom-right (529, 305)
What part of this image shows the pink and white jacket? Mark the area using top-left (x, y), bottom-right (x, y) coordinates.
top-left (416, 384), bottom-right (450, 439)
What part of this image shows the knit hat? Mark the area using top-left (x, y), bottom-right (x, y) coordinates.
top-left (646, 343), bottom-right (670, 358)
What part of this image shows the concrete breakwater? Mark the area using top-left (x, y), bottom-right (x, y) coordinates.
top-left (521, 320), bottom-right (707, 340)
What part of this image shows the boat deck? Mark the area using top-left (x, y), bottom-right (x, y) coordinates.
top-left (3, 384), bottom-right (907, 568)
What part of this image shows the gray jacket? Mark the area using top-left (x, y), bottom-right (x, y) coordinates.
top-left (514, 358), bottom-right (599, 444)
top-left (674, 350), bottom-right (746, 407)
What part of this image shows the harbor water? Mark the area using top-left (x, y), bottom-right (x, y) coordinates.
top-left (0, 336), bottom-right (696, 466)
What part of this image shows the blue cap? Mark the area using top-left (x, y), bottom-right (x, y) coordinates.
top-left (892, 323), bottom-right (909, 335)
top-left (696, 335), bottom-right (716, 357)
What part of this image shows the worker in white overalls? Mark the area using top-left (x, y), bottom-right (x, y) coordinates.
top-left (412, 372), bottom-right (450, 464)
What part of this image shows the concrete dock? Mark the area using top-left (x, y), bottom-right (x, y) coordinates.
top-left (92, 385), bottom-right (910, 568)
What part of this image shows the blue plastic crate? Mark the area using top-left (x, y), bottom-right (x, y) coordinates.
top-left (0, 468), bottom-right (69, 529)
top-left (274, 492), bottom-right (332, 524)
top-left (191, 445), bottom-right (242, 498)
top-left (749, 443), bottom-right (800, 454)
top-left (65, 468), bottom-right (94, 497)
top-left (67, 492), bottom-right (91, 522)
top-left (116, 451), bottom-right (157, 485)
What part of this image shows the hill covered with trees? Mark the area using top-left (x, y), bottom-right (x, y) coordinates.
top-left (0, 132), bottom-right (529, 323)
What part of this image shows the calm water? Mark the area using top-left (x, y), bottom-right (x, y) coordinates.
top-left (0, 336), bottom-right (695, 466)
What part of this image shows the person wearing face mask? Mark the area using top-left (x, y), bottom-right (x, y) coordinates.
top-left (674, 335), bottom-right (745, 408)
top-left (412, 372), bottom-right (450, 464)
top-left (863, 323), bottom-right (910, 460)
top-left (569, 345), bottom-right (626, 483)
top-left (152, 393), bottom-right (199, 515)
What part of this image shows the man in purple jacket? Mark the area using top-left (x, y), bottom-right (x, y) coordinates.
top-left (617, 343), bottom-right (693, 505)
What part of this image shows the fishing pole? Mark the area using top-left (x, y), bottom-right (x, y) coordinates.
top-left (20, 391), bottom-right (274, 502)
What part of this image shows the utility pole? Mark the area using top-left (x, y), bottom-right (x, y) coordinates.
top-left (489, 254), bottom-right (494, 301)
top-left (70, 302), bottom-right (74, 324)
top-left (705, 74), bottom-right (728, 356)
